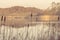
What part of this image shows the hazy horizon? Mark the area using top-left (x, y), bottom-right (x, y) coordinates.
top-left (0, 0), bottom-right (60, 9)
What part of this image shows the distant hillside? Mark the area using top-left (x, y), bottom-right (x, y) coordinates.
top-left (0, 6), bottom-right (43, 16)
top-left (0, 6), bottom-right (43, 27)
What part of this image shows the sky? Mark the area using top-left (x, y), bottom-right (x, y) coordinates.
top-left (0, 0), bottom-right (60, 9)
